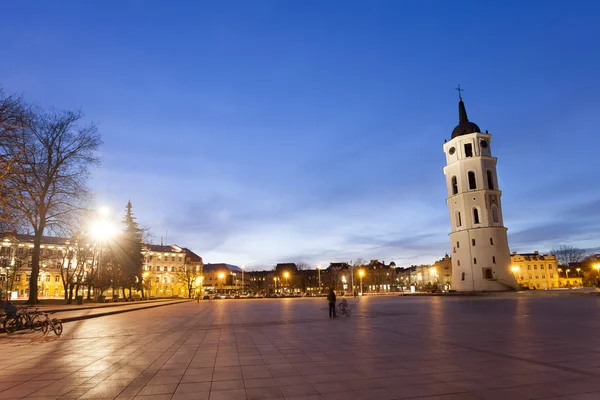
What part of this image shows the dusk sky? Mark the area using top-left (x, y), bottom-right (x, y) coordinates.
top-left (2, 1), bottom-right (599, 269)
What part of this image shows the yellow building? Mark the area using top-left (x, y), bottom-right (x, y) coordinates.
top-left (510, 251), bottom-right (583, 289)
top-left (1, 233), bottom-right (203, 300)
top-left (143, 244), bottom-right (203, 298)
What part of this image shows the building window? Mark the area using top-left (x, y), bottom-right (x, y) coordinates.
top-left (549, 266), bottom-right (553, 270)
top-left (451, 176), bottom-right (458, 195)
top-left (490, 238), bottom-right (494, 245)
top-left (550, 274), bottom-right (554, 278)
top-left (527, 265), bottom-right (531, 270)
top-left (172, 256), bottom-right (175, 261)
top-left (472, 239), bottom-right (476, 246)
top-left (171, 267), bottom-right (175, 272)
top-left (55, 275), bottom-right (60, 282)
top-left (468, 171), bottom-right (477, 190)
top-left (492, 256), bottom-right (496, 264)
top-left (534, 266), bottom-right (537, 270)
top-left (542, 275), bottom-right (546, 279)
top-left (45, 276), bottom-right (50, 282)
top-left (456, 211), bottom-right (462, 227)
top-left (473, 258), bottom-right (477, 264)
top-left (473, 208), bottom-right (480, 224)
top-left (484, 269), bottom-right (493, 279)
top-left (461, 272), bottom-right (465, 281)
top-left (456, 241), bottom-right (460, 248)
top-left (457, 260), bottom-right (461, 266)
top-left (465, 143), bottom-right (473, 157)
top-left (163, 267), bottom-right (168, 272)
top-left (487, 170), bottom-right (495, 190)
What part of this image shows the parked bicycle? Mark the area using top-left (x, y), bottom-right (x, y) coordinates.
top-left (3, 306), bottom-right (43, 333)
top-left (40, 312), bottom-right (63, 336)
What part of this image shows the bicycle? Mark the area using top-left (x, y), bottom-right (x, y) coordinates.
top-left (4, 306), bottom-right (43, 333)
top-left (336, 302), bottom-right (352, 317)
top-left (40, 312), bottom-right (63, 336)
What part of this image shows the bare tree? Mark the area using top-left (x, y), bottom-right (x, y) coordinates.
top-left (295, 261), bottom-right (311, 292)
top-left (0, 108), bottom-right (102, 303)
top-left (551, 245), bottom-right (586, 267)
top-left (0, 88), bottom-right (29, 227)
top-left (176, 259), bottom-right (201, 299)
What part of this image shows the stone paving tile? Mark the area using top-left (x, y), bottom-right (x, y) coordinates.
top-left (3, 297), bottom-right (600, 400)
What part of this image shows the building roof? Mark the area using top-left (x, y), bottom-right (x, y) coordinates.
top-left (204, 263), bottom-right (242, 272)
top-left (451, 98), bottom-right (481, 139)
top-left (182, 248), bottom-right (203, 263)
top-left (1, 233), bottom-right (69, 246)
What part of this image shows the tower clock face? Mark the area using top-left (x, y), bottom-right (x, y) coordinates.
top-left (480, 140), bottom-right (488, 148)
top-left (449, 147), bottom-right (456, 155)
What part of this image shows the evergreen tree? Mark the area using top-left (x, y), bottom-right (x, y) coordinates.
top-left (118, 201), bottom-right (144, 299)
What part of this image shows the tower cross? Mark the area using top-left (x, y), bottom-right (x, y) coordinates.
top-left (455, 84), bottom-right (464, 100)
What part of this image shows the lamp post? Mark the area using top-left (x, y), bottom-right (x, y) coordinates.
top-left (219, 272), bottom-right (225, 294)
top-left (241, 265), bottom-right (245, 295)
top-left (317, 265), bottom-right (321, 294)
top-left (566, 269), bottom-right (570, 280)
top-left (91, 206), bottom-right (117, 301)
top-left (273, 277), bottom-right (278, 293)
top-left (283, 272), bottom-right (289, 293)
top-left (359, 269), bottom-right (365, 295)
top-left (576, 268), bottom-right (581, 277)
top-left (594, 264), bottom-right (600, 279)
top-left (510, 266), bottom-right (520, 283)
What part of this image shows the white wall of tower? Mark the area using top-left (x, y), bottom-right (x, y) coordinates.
top-left (443, 132), bottom-right (517, 291)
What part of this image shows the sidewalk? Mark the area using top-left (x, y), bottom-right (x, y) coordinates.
top-left (0, 299), bottom-right (192, 331)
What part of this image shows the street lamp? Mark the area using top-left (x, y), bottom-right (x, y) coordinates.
top-left (219, 272), bottom-right (225, 294)
top-left (511, 266), bottom-right (520, 282)
top-left (358, 269), bottom-right (365, 295)
top-left (283, 271), bottom-right (289, 293)
top-left (316, 265), bottom-right (321, 294)
top-left (90, 207), bottom-right (118, 301)
top-left (576, 268), bottom-right (581, 277)
top-left (241, 265), bottom-right (245, 295)
top-left (593, 264), bottom-right (600, 279)
top-left (273, 277), bottom-right (278, 293)
top-left (566, 269), bottom-right (571, 279)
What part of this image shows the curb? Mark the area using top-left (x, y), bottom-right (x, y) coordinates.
top-left (0, 300), bottom-right (192, 332)
top-left (59, 299), bottom-right (193, 323)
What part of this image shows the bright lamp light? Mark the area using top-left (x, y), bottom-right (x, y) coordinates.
top-left (90, 219), bottom-right (118, 241)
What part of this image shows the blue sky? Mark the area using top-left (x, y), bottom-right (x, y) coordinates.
top-left (2, 1), bottom-right (599, 269)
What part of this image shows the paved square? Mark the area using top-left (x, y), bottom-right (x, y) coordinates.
top-left (1, 296), bottom-right (600, 399)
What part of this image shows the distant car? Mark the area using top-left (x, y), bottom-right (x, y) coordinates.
top-left (202, 295), bottom-right (210, 300)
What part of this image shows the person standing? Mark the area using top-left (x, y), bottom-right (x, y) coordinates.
top-left (327, 288), bottom-right (337, 319)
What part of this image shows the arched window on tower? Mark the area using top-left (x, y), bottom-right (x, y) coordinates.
top-left (492, 205), bottom-right (499, 223)
top-left (461, 272), bottom-right (465, 281)
top-left (468, 171), bottom-right (477, 190)
top-left (487, 170), bottom-right (495, 190)
top-left (451, 176), bottom-right (458, 195)
top-left (473, 208), bottom-right (480, 224)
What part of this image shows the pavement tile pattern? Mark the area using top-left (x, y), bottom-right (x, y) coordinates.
top-left (1, 296), bottom-right (600, 399)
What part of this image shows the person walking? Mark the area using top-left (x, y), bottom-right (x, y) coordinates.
top-left (327, 288), bottom-right (337, 319)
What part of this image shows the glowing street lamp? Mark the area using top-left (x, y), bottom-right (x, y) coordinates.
top-left (273, 277), bottom-right (278, 293)
top-left (511, 266), bottom-right (520, 282)
top-left (219, 272), bottom-right (225, 294)
top-left (566, 269), bottom-right (571, 279)
top-left (593, 264), bottom-right (600, 279)
top-left (241, 265), bottom-right (245, 295)
top-left (358, 269), bottom-right (365, 295)
top-left (576, 268), bottom-right (581, 277)
top-left (283, 271), bottom-right (290, 292)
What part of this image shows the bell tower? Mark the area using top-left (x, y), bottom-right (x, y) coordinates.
top-left (442, 90), bottom-right (517, 291)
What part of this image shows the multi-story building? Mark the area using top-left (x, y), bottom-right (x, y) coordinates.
top-left (203, 263), bottom-right (244, 294)
top-left (0, 232), bottom-right (204, 299)
top-left (510, 251), bottom-right (582, 289)
top-left (143, 244), bottom-right (203, 298)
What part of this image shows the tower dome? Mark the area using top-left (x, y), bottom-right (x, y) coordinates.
top-left (451, 98), bottom-right (481, 139)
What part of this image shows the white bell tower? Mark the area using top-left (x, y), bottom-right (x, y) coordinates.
top-left (442, 91), bottom-right (517, 291)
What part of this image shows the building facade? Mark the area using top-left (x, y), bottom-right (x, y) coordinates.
top-left (510, 251), bottom-right (583, 289)
top-left (143, 244), bottom-right (203, 298)
top-left (442, 95), bottom-right (517, 291)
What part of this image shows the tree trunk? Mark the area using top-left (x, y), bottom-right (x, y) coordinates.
top-left (86, 285), bottom-right (92, 300)
top-left (67, 284), bottom-right (74, 304)
top-left (27, 229), bottom-right (44, 304)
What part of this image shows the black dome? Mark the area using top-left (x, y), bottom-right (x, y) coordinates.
top-left (452, 121), bottom-right (481, 138)
top-left (451, 98), bottom-right (481, 139)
